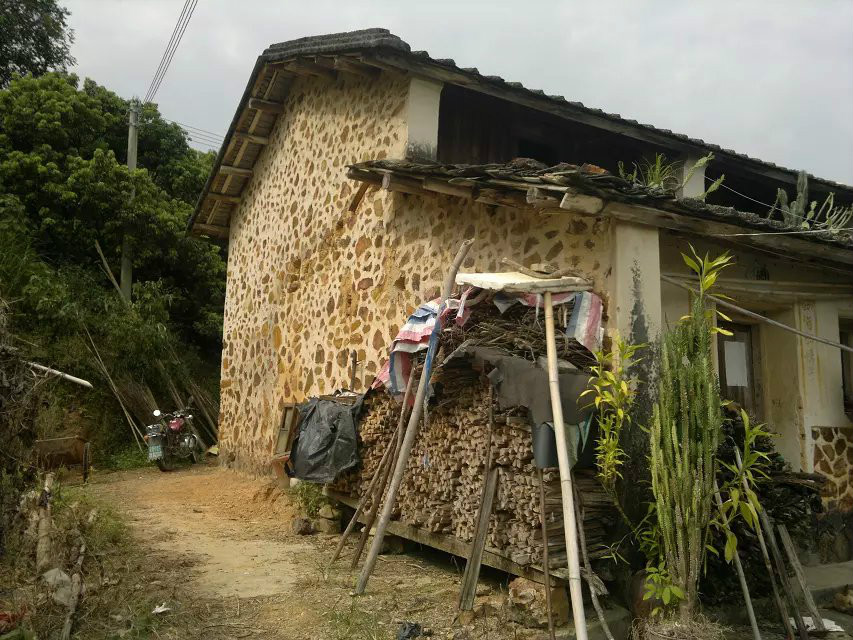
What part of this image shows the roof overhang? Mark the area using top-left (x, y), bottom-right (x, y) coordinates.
top-left (347, 159), bottom-right (853, 271)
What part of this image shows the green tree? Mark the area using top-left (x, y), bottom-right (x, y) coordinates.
top-left (0, 72), bottom-right (224, 454)
top-left (0, 0), bottom-right (75, 87)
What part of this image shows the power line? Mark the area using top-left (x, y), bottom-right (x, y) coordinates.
top-left (166, 120), bottom-right (224, 140)
top-left (143, 0), bottom-right (198, 104)
top-left (143, 0), bottom-right (190, 103)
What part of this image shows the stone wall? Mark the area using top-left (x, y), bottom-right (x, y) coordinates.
top-left (218, 74), bottom-right (613, 473)
top-left (812, 426), bottom-right (853, 512)
top-left (220, 71), bottom-right (409, 472)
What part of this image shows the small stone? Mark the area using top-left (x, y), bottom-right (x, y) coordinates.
top-left (475, 583), bottom-right (492, 597)
top-left (506, 577), bottom-right (568, 628)
top-left (314, 517), bottom-right (341, 534)
top-left (317, 504), bottom-right (340, 520)
top-left (291, 517), bottom-right (314, 535)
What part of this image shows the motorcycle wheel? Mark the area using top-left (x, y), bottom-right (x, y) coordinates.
top-left (156, 451), bottom-right (176, 472)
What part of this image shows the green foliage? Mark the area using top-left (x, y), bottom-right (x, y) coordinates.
top-left (618, 152), bottom-right (724, 201)
top-left (583, 336), bottom-right (644, 501)
top-left (0, 72), bottom-right (224, 453)
top-left (643, 562), bottom-right (685, 616)
top-left (290, 481), bottom-right (329, 518)
top-left (649, 246), bottom-right (732, 619)
top-left (769, 171), bottom-right (853, 232)
top-left (0, 0), bottom-right (75, 87)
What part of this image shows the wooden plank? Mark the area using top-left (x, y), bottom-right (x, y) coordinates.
top-left (778, 525), bottom-right (825, 633)
top-left (233, 132), bottom-right (270, 146)
top-left (328, 489), bottom-right (567, 585)
top-left (208, 193), bottom-right (241, 205)
top-left (277, 60), bottom-right (336, 81)
top-left (381, 173), bottom-right (433, 197)
top-left (604, 201), bottom-right (853, 268)
top-left (762, 512), bottom-right (810, 640)
top-left (219, 165), bottom-right (253, 178)
top-left (334, 56), bottom-right (380, 79)
top-left (247, 97), bottom-right (284, 114)
top-left (191, 222), bottom-right (229, 238)
top-left (459, 466), bottom-right (498, 610)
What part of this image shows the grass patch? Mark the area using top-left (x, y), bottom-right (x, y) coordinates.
top-left (325, 599), bottom-right (383, 640)
top-left (289, 480), bottom-right (328, 518)
top-left (101, 444), bottom-right (149, 471)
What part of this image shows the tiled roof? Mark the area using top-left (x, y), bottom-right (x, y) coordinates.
top-left (189, 28), bottom-right (853, 236)
top-left (261, 29), bottom-right (852, 192)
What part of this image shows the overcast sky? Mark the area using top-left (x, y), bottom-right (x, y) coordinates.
top-left (64, 1), bottom-right (853, 184)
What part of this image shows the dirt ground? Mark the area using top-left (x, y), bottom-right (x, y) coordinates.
top-left (82, 462), bottom-right (520, 640)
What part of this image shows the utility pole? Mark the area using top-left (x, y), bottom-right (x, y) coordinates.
top-left (120, 100), bottom-right (139, 303)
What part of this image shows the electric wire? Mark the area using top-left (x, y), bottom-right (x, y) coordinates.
top-left (143, 0), bottom-right (198, 104)
top-left (143, 0), bottom-right (191, 103)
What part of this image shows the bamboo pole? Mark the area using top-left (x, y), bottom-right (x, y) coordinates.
top-left (713, 479), bottom-right (761, 640)
top-left (735, 449), bottom-right (794, 639)
top-left (355, 238), bottom-right (474, 595)
top-left (35, 473), bottom-right (56, 573)
top-left (573, 476), bottom-right (613, 640)
top-left (543, 291), bottom-right (587, 640)
top-left (539, 468), bottom-right (556, 640)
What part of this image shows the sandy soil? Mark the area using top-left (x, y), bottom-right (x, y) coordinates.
top-left (84, 462), bottom-right (517, 640)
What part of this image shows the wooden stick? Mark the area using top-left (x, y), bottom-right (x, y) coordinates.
top-left (760, 509), bottom-right (809, 640)
top-left (356, 238), bottom-right (474, 594)
top-left (331, 428), bottom-right (396, 564)
top-left (573, 475), bottom-right (613, 640)
top-left (544, 290), bottom-right (588, 640)
top-left (540, 468), bottom-right (556, 640)
top-left (458, 386), bottom-right (496, 611)
top-left (349, 375), bottom-right (415, 569)
top-left (60, 537), bottom-right (86, 640)
top-left (735, 450), bottom-right (794, 639)
top-left (713, 479), bottom-right (761, 640)
top-left (778, 525), bottom-right (825, 633)
top-left (35, 473), bottom-right (55, 573)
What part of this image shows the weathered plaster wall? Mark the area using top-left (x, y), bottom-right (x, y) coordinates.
top-left (220, 71), bottom-right (410, 472)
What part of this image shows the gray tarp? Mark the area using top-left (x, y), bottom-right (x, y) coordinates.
top-left (290, 396), bottom-right (363, 483)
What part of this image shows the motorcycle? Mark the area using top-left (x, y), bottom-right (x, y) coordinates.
top-left (144, 401), bottom-right (204, 471)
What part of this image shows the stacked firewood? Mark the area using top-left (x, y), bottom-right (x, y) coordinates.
top-left (333, 377), bottom-right (617, 569)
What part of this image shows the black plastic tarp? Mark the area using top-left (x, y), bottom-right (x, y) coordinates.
top-left (290, 396), bottom-right (363, 483)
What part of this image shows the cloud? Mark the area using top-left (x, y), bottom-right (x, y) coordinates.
top-left (64, 0), bottom-right (853, 183)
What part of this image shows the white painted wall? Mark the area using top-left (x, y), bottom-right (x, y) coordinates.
top-left (404, 77), bottom-right (443, 160)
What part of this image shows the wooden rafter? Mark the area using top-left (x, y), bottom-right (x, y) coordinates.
top-left (247, 97), bottom-right (284, 114)
top-left (219, 165), bottom-right (253, 177)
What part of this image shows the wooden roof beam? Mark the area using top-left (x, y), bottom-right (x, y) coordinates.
top-left (208, 192), bottom-right (241, 205)
top-left (275, 59), bottom-right (337, 81)
top-left (381, 172), bottom-right (432, 197)
top-left (247, 97), bottom-right (283, 114)
top-left (192, 222), bottom-right (229, 238)
top-left (233, 132), bottom-right (270, 146)
top-left (333, 56), bottom-right (380, 79)
top-left (219, 165), bottom-right (253, 178)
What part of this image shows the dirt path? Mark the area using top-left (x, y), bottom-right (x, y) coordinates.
top-left (84, 463), bottom-right (513, 640)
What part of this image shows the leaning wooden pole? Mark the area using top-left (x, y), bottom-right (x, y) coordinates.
top-left (350, 375), bottom-right (416, 570)
top-left (713, 479), bottom-right (761, 640)
top-left (735, 450), bottom-right (794, 639)
top-left (355, 238), bottom-right (474, 595)
top-left (543, 291), bottom-right (587, 640)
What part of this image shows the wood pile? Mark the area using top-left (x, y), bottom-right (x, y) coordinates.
top-left (334, 375), bottom-right (616, 570)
